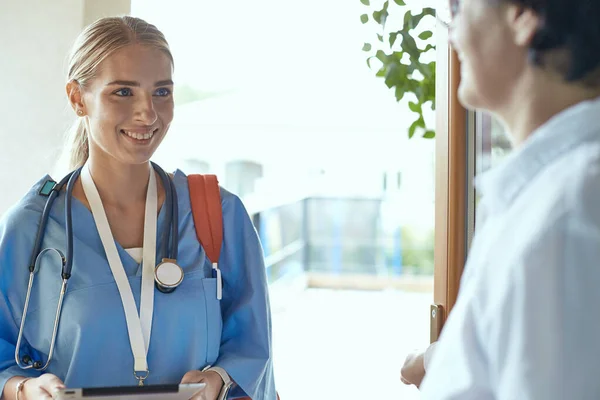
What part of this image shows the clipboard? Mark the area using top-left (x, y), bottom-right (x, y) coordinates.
top-left (55, 383), bottom-right (205, 399)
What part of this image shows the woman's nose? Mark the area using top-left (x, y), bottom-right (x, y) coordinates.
top-left (135, 95), bottom-right (158, 125)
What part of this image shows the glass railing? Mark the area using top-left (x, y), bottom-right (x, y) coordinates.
top-left (248, 195), bottom-right (434, 284)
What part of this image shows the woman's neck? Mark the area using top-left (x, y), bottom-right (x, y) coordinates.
top-left (497, 71), bottom-right (600, 146)
top-left (85, 153), bottom-right (153, 210)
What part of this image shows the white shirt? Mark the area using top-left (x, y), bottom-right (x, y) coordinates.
top-left (125, 247), bottom-right (143, 264)
top-left (420, 96), bottom-right (600, 400)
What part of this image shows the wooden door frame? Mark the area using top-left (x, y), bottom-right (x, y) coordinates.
top-left (431, 24), bottom-right (468, 340)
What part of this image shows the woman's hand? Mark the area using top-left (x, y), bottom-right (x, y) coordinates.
top-left (20, 373), bottom-right (65, 400)
top-left (400, 350), bottom-right (426, 388)
top-left (180, 370), bottom-right (224, 400)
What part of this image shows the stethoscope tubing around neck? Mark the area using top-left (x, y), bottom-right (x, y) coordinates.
top-left (29, 163), bottom-right (178, 278)
top-left (151, 161), bottom-right (178, 261)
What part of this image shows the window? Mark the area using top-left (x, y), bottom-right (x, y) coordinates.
top-left (471, 112), bottom-right (512, 232)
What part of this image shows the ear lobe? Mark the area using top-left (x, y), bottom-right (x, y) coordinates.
top-left (507, 5), bottom-right (540, 47)
top-left (66, 80), bottom-right (85, 113)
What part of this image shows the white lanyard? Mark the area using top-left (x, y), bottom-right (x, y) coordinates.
top-left (80, 164), bottom-right (157, 384)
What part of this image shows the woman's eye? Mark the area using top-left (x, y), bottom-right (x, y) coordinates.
top-left (154, 88), bottom-right (172, 97)
top-left (114, 88), bottom-right (133, 96)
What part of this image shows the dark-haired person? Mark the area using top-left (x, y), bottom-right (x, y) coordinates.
top-left (403, 0), bottom-right (600, 398)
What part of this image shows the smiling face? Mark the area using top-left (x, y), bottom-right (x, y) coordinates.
top-left (74, 43), bottom-right (174, 166)
top-left (448, 0), bottom-right (533, 112)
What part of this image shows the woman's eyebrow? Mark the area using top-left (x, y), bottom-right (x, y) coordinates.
top-left (155, 79), bottom-right (174, 86)
top-left (105, 79), bottom-right (174, 87)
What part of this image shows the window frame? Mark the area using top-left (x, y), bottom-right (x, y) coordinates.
top-left (432, 21), bottom-right (469, 339)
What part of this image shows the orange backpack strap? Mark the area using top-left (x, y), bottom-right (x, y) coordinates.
top-left (188, 174), bottom-right (224, 299)
top-left (188, 174), bottom-right (281, 400)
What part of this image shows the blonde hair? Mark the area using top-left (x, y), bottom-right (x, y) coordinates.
top-left (61, 16), bottom-right (173, 171)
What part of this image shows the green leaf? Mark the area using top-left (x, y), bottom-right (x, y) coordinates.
top-left (408, 101), bottom-right (421, 113)
top-left (418, 31), bottom-right (433, 40)
top-left (405, 9), bottom-right (431, 30)
top-left (417, 61), bottom-right (435, 79)
top-left (392, 50), bottom-right (404, 62)
top-left (362, 43), bottom-right (372, 52)
top-left (375, 50), bottom-right (388, 63)
top-left (384, 63), bottom-right (404, 88)
top-left (408, 120), bottom-right (418, 138)
top-left (422, 7), bottom-right (436, 16)
top-left (408, 117), bottom-right (425, 138)
top-left (360, 14), bottom-right (369, 24)
top-left (395, 86), bottom-right (406, 102)
top-left (373, 10), bottom-right (381, 23)
top-left (377, 34), bottom-right (384, 42)
top-left (360, 0), bottom-right (370, 5)
top-left (393, 0), bottom-right (406, 5)
top-left (389, 32), bottom-right (399, 47)
top-left (414, 85), bottom-right (425, 101)
top-left (373, 9), bottom-right (388, 26)
top-left (428, 61), bottom-right (436, 76)
top-left (366, 56), bottom-right (376, 68)
top-left (383, 0), bottom-right (389, 11)
top-left (403, 10), bottom-right (413, 28)
top-left (400, 31), bottom-right (419, 59)
top-left (423, 130), bottom-right (436, 139)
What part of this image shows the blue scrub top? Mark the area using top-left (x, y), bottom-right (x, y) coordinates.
top-left (0, 170), bottom-right (277, 399)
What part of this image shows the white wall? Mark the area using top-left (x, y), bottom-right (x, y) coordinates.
top-left (0, 0), bottom-right (130, 217)
top-left (84, 0), bottom-right (131, 26)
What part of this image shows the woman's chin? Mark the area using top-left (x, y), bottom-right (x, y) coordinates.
top-left (457, 80), bottom-right (482, 111)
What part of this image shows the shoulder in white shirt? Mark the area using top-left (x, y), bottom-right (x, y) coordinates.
top-left (420, 97), bottom-right (600, 400)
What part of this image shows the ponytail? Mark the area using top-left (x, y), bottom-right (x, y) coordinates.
top-left (63, 118), bottom-right (89, 171)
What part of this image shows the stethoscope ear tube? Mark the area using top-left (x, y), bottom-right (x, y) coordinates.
top-left (29, 171), bottom-right (77, 273)
top-left (64, 168), bottom-right (82, 279)
top-left (17, 168), bottom-right (80, 370)
top-left (15, 248), bottom-right (69, 371)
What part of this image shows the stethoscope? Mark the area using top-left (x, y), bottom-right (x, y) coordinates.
top-left (15, 162), bottom-right (182, 371)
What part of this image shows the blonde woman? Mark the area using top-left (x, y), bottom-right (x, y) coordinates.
top-left (0, 17), bottom-right (276, 400)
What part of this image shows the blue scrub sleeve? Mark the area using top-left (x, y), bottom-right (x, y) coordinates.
top-left (213, 196), bottom-right (276, 400)
top-left (0, 294), bottom-right (42, 398)
top-left (0, 215), bottom-right (42, 398)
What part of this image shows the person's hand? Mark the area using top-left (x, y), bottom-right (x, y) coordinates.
top-left (180, 370), bottom-right (223, 400)
top-left (400, 350), bottom-right (426, 388)
top-left (21, 373), bottom-right (65, 399)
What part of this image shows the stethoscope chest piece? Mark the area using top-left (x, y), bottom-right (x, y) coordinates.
top-left (154, 258), bottom-right (184, 293)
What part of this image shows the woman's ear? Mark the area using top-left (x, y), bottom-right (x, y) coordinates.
top-left (66, 80), bottom-right (86, 116)
top-left (505, 4), bottom-right (540, 47)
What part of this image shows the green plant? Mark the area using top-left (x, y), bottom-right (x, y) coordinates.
top-left (398, 226), bottom-right (434, 275)
top-left (361, 0), bottom-right (437, 138)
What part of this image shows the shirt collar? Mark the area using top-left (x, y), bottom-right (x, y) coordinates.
top-left (475, 96), bottom-right (600, 212)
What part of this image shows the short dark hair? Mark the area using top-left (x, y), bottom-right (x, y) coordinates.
top-left (506, 0), bottom-right (600, 84)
